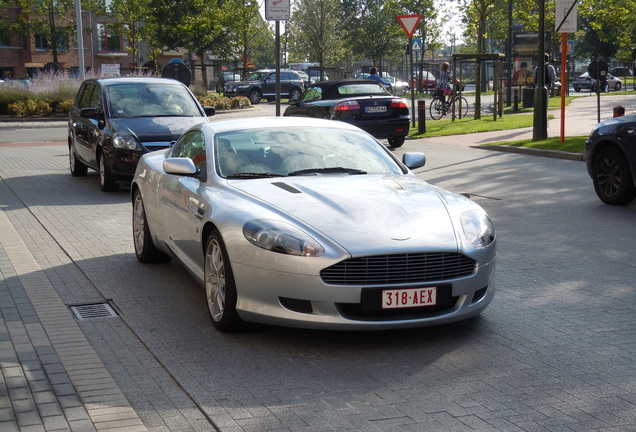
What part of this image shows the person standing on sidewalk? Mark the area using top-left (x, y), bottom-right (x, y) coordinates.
top-left (533, 53), bottom-right (556, 96)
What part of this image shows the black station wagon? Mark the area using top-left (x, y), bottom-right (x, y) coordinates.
top-left (68, 77), bottom-right (215, 191)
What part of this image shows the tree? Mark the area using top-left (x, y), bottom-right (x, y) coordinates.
top-left (287, 0), bottom-right (349, 79)
top-left (3, 0), bottom-right (77, 65)
top-left (575, 0), bottom-right (636, 61)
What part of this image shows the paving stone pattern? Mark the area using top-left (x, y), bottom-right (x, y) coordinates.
top-left (1, 104), bottom-right (635, 431)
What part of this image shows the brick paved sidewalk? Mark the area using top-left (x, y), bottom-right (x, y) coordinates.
top-left (0, 191), bottom-right (147, 431)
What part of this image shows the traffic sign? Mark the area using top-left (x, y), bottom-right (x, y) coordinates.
top-left (411, 38), bottom-right (422, 52)
top-left (555, 0), bottom-right (577, 33)
top-left (397, 15), bottom-right (422, 38)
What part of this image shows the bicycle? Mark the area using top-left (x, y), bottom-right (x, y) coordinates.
top-left (429, 90), bottom-right (469, 120)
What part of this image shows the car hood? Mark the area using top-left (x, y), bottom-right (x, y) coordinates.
top-left (230, 175), bottom-right (460, 255)
top-left (110, 117), bottom-right (207, 143)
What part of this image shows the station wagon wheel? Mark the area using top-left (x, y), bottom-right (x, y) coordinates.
top-left (69, 140), bottom-right (88, 176)
top-left (289, 88), bottom-right (302, 102)
top-left (98, 151), bottom-right (118, 192)
top-left (592, 147), bottom-right (636, 205)
top-left (388, 137), bottom-right (405, 148)
top-left (248, 89), bottom-right (262, 105)
top-left (132, 189), bottom-right (171, 262)
top-left (205, 231), bottom-right (243, 332)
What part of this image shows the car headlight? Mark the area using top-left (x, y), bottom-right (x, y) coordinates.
top-left (460, 210), bottom-right (495, 248)
top-left (238, 84), bottom-right (250, 90)
top-left (113, 133), bottom-right (140, 150)
top-left (243, 219), bottom-right (324, 257)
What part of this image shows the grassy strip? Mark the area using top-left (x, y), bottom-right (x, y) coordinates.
top-left (412, 114), bottom-right (537, 138)
top-left (485, 136), bottom-right (588, 153)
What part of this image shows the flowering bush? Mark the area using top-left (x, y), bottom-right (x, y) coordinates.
top-left (197, 94), bottom-right (251, 110)
top-left (1, 69), bottom-right (248, 116)
top-left (8, 99), bottom-right (52, 117)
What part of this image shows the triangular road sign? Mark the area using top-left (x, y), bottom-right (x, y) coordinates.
top-left (397, 14), bottom-right (422, 38)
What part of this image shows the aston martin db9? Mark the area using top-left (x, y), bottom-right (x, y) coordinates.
top-left (131, 117), bottom-right (497, 332)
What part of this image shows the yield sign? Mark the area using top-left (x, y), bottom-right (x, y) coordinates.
top-left (397, 14), bottom-right (422, 38)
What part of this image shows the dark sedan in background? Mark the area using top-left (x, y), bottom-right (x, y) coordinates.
top-left (68, 77), bottom-right (215, 191)
top-left (284, 80), bottom-right (410, 148)
top-left (585, 114), bottom-right (636, 205)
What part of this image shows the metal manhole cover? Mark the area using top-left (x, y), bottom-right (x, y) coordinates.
top-left (69, 303), bottom-right (119, 321)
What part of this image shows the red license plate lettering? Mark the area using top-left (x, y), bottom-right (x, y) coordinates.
top-left (382, 287), bottom-right (437, 309)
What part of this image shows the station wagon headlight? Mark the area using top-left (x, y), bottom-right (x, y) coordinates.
top-left (243, 219), bottom-right (324, 257)
top-left (460, 210), bottom-right (495, 248)
top-left (113, 132), bottom-right (140, 150)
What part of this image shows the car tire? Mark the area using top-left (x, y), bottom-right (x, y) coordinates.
top-left (289, 87), bottom-right (302, 102)
top-left (388, 137), bottom-right (405, 148)
top-left (132, 189), bottom-right (172, 263)
top-left (592, 147), bottom-right (636, 205)
top-left (614, 82), bottom-right (622, 91)
top-left (98, 151), bottom-right (119, 192)
top-left (205, 231), bottom-right (243, 332)
top-left (248, 89), bottom-right (262, 105)
top-left (574, 87), bottom-right (580, 92)
top-left (69, 140), bottom-right (88, 177)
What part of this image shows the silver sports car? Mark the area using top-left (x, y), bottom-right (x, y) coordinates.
top-left (131, 117), bottom-right (497, 332)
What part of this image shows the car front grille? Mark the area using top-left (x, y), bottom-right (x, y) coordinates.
top-left (321, 252), bottom-right (476, 285)
top-left (142, 142), bottom-right (171, 152)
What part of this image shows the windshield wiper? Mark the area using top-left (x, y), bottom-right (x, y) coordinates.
top-left (287, 167), bottom-right (367, 176)
top-left (226, 172), bottom-right (286, 179)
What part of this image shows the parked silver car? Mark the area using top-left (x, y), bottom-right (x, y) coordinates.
top-left (573, 72), bottom-right (622, 92)
top-left (131, 117), bottom-right (497, 332)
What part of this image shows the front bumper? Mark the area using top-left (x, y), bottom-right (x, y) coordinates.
top-left (341, 117), bottom-right (411, 140)
top-left (231, 255), bottom-right (496, 330)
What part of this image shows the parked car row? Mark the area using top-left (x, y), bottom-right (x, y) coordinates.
top-left (223, 69), bottom-right (305, 104)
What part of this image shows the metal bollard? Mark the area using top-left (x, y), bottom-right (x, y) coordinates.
top-left (513, 89), bottom-right (519, 111)
top-left (613, 106), bottom-right (625, 117)
top-left (418, 100), bottom-right (426, 134)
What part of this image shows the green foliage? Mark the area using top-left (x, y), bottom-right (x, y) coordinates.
top-left (8, 99), bottom-right (53, 117)
top-left (197, 94), bottom-right (251, 110)
top-left (54, 99), bottom-right (74, 114)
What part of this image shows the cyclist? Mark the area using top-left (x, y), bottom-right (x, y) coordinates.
top-left (435, 62), bottom-right (457, 102)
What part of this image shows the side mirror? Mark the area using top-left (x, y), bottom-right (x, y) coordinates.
top-left (402, 152), bottom-right (426, 169)
top-left (163, 157), bottom-right (199, 176)
top-left (80, 107), bottom-right (98, 119)
top-left (203, 106), bottom-right (215, 117)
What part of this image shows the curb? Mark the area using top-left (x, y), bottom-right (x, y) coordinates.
top-left (476, 144), bottom-right (585, 161)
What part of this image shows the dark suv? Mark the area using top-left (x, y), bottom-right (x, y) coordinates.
top-left (68, 77), bottom-right (215, 191)
top-left (585, 114), bottom-right (636, 205)
top-left (223, 69), bottom-right (304, 104)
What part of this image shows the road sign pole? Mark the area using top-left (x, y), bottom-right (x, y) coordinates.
top-left (560, 33), bottom-right (566, 143)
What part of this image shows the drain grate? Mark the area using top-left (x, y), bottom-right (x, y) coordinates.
top-left (69, 303), bottom-right (119, 321)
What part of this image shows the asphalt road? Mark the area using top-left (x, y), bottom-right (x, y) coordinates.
top-left (1, 112), bottom-right (635, 431)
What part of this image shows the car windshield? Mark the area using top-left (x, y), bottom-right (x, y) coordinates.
top-left (107, 83), bottom-right (201, 118)
top-left (336, 83), bottom-right (390, 96)
top-left (214, 127), bottom-right (403, 179)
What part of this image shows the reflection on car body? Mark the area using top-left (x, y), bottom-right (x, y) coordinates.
top-left (131, 117), bottom-right (497, 333)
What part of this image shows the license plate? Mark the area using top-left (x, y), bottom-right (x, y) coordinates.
top-left (382, 287), bottom-right (437, 309)
top-left (365, 105), bottom-right (387, 113)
